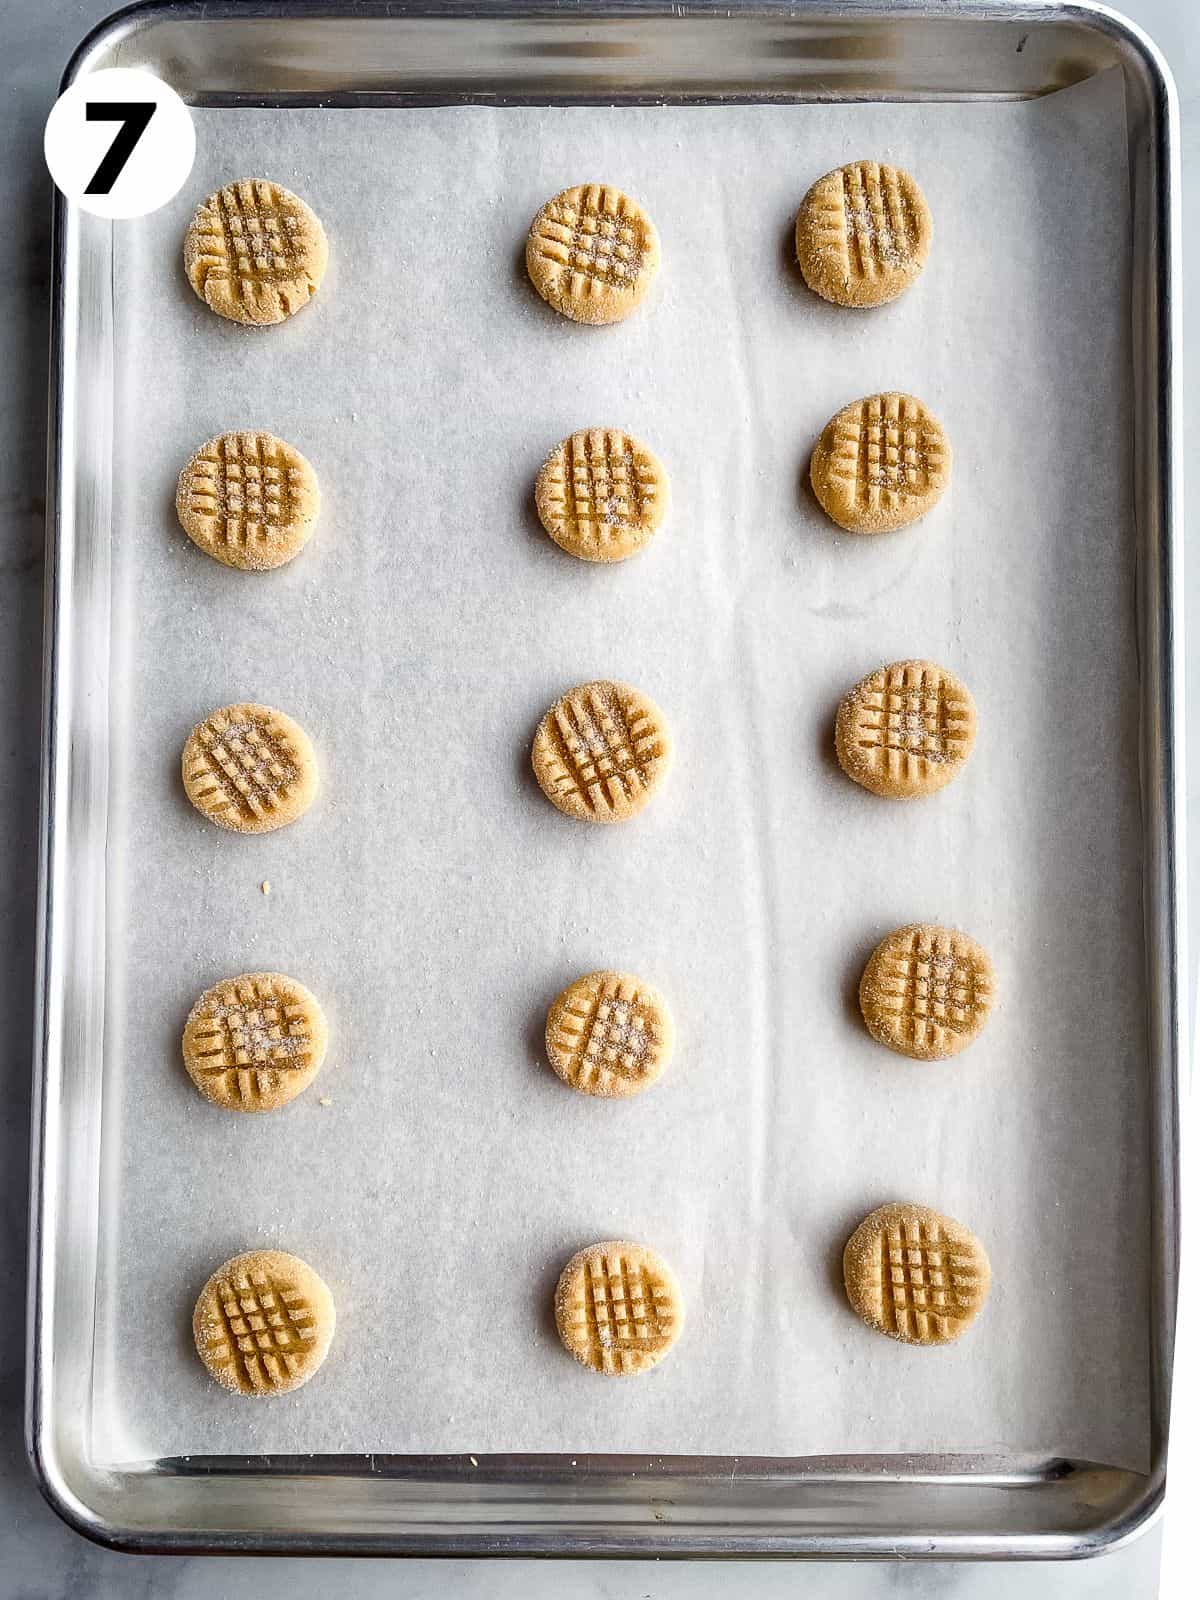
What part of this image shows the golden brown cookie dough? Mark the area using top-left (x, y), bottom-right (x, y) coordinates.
top-left (843, 1203), bottom-right (991, 1346)
top-left (182, 702), bottom-right (318, 833)
top-left (536, 428), bottom-right (668, 562)
top-left (526, 183), bottom-right (660, 325)
top-left (810, 392), bottom-right (950, 534)
top-left (546, 970), bottom-right (674, 1097)
top-left (193, 1249), bottom-right (336, 1396)
top-left (554, 1240), bottom-right (683, 1375)
top-left (860, 925), bottom-right (995, 1062)
top-left (176, 431), bottom-right (320, 571)
top-left (796, 160), bottom-right (932, 308)
top-left (532, 679), bottom-right (672, 823)
top-left (184, 179), bottom-right (328, 326)
top-left (835, 659), bottom-right (976, 799)
top-left (182, 972), bottom-right (328, 1111)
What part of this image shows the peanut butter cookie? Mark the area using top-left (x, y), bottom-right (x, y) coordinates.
top-left (546, 970), bottom-right (674, 1097)
top-left (554, 1240), bottom-right (683, 1375)
top-left (843, 1203), bottom-right (990, 1346)
top-left (532, 679), bottom-right (672, 823)
top-left (796, 160), bottom-right (931, 308)
top-left (176, 431), bottom-right (319, 571)
top-left (536, 428), bottom-right (668, 562)
top-left (184, 179), bottom-right (328, 326)
top-left (526, 183), bottom-right (660, 325)
top-left (194, 1249), bottom-right (336, 1395)
top-left (835, 660), bottom-right (976, 799)
top-left (182, 702), bottom-right (318, 833)
top-left (182, 972), bottom-right (328, 1111)
top-left (811, 391), bottom-right (949, 534)
top-left (860, 925), bottom-right (995, 1061)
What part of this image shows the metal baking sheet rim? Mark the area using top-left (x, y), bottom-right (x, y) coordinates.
top-left (26, 0), bottom-right (1184, 1560)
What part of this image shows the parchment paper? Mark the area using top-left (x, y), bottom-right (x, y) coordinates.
top-left (96, 69), bottom-right (1150, 1470)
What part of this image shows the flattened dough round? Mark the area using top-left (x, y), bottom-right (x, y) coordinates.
top-left (532, 679), bottom-right (672, 823)
top-left (182, 702), bottom-right (318, 833)
top-left (554, 1240), bottom-right (683, 1375)
top-left (526, 183), bottom-right (660, 325)
top-left (545, 970), bottom-right (674, 1097)
top-left (843, 1203), bottom-right (990, 1346)
top-left (176, 430), bottom-right (319, 571)
top-left (810, 391), bottom-right (949, 534)
top-left (536, 428), bottom-right (668, 562)
top-left (183, 971), bottom-right (328, 1111)
top-left (796, 160), bottom-right (931, 308)
top-left (859, 925), bottom-right (994, 1061)
top-left (835, 660), bottom-right (975, 799)
top-left (193, 1249), bottom-right (336, 1395)
top-left (184, 179), bottom-right (328, 325)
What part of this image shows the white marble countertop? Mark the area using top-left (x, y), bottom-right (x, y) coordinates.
top-left (1, 1), bottom-right (1192, 1594)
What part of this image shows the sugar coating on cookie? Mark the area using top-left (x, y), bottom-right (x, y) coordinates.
top-left (796, 161), bottom-right (931, 308)
top-left (176, 431), bottom-right (319, 571)
top-left (835, 659), bottom-right (975, 799)
top-left (843, 1203), bottom-right (990, 1346)
top-left (182, 702), bottom-right (318, 833)
top-left (859, 925), bottom-right (994, 1061)
top-left (193, 1249), bottom-right (336, 1396)
top-left (810, 391), bottom-right (949, 534)
top-left (536, 429), bottom-right (668, 562)
top-left (554, 1240), bottom-right (683, 1375)
top-left (546, 971), bottom-right (674, 1097)
top-left (183, 972), bottom-right (328, 1111)
top-left (526, 184), bottom-right (660, 325)
top-left (184, 179), bottom-right (328, 326)
top-left (532, 679), bottom-right (672, 823)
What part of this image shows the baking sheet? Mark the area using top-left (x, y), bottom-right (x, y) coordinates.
top-left (95, 68), bottom-right (1149, 1470)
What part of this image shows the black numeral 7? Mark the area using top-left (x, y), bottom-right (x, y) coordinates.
top-left (84, 101), bottom-right (157, 194)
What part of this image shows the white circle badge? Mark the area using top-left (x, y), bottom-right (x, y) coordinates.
top-left (44, 67), bottom-right (195, 219)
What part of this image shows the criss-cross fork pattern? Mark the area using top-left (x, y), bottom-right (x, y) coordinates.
top-left (187, 435), bottom-right (305, 560)
top-left (553, 978), bottom-right (662, 1091)
top-left (531, 187), bottom-right (647, 290)
top-left (874, 928), bottom-right (986, 1052)
top-left (212, 181), bottom-right (305, 285)
top-left (851, 662), bottom-right (969, 765)
top-left (188, 433), bottom-right (299, 537)
top-left (540, 685), bottom-right (665, 816)
top-left (874, 1216), bottom-right (984, 1341)
top-left (832, 395), bottom-right (943, 511)
top-left (187, 180), bottom-right (318, 320)
top-left (553, 431), bottom-right (659, 548)
top-left (188, 712), bottom-right (301, 826)
top-left (188, 976), bottom-right (315, 1105)
top-left (572, 1252), bottom-right (675, 1375)
top-left (210, 1267), bottom-right (318, 1392)
top-left (838, 161), bottom-right (922, 281)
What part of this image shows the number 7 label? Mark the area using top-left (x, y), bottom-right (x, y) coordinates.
top-left (45, 68), bottom-right (194, 219)
top-left (84, 101), bottom-right (157, 195)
